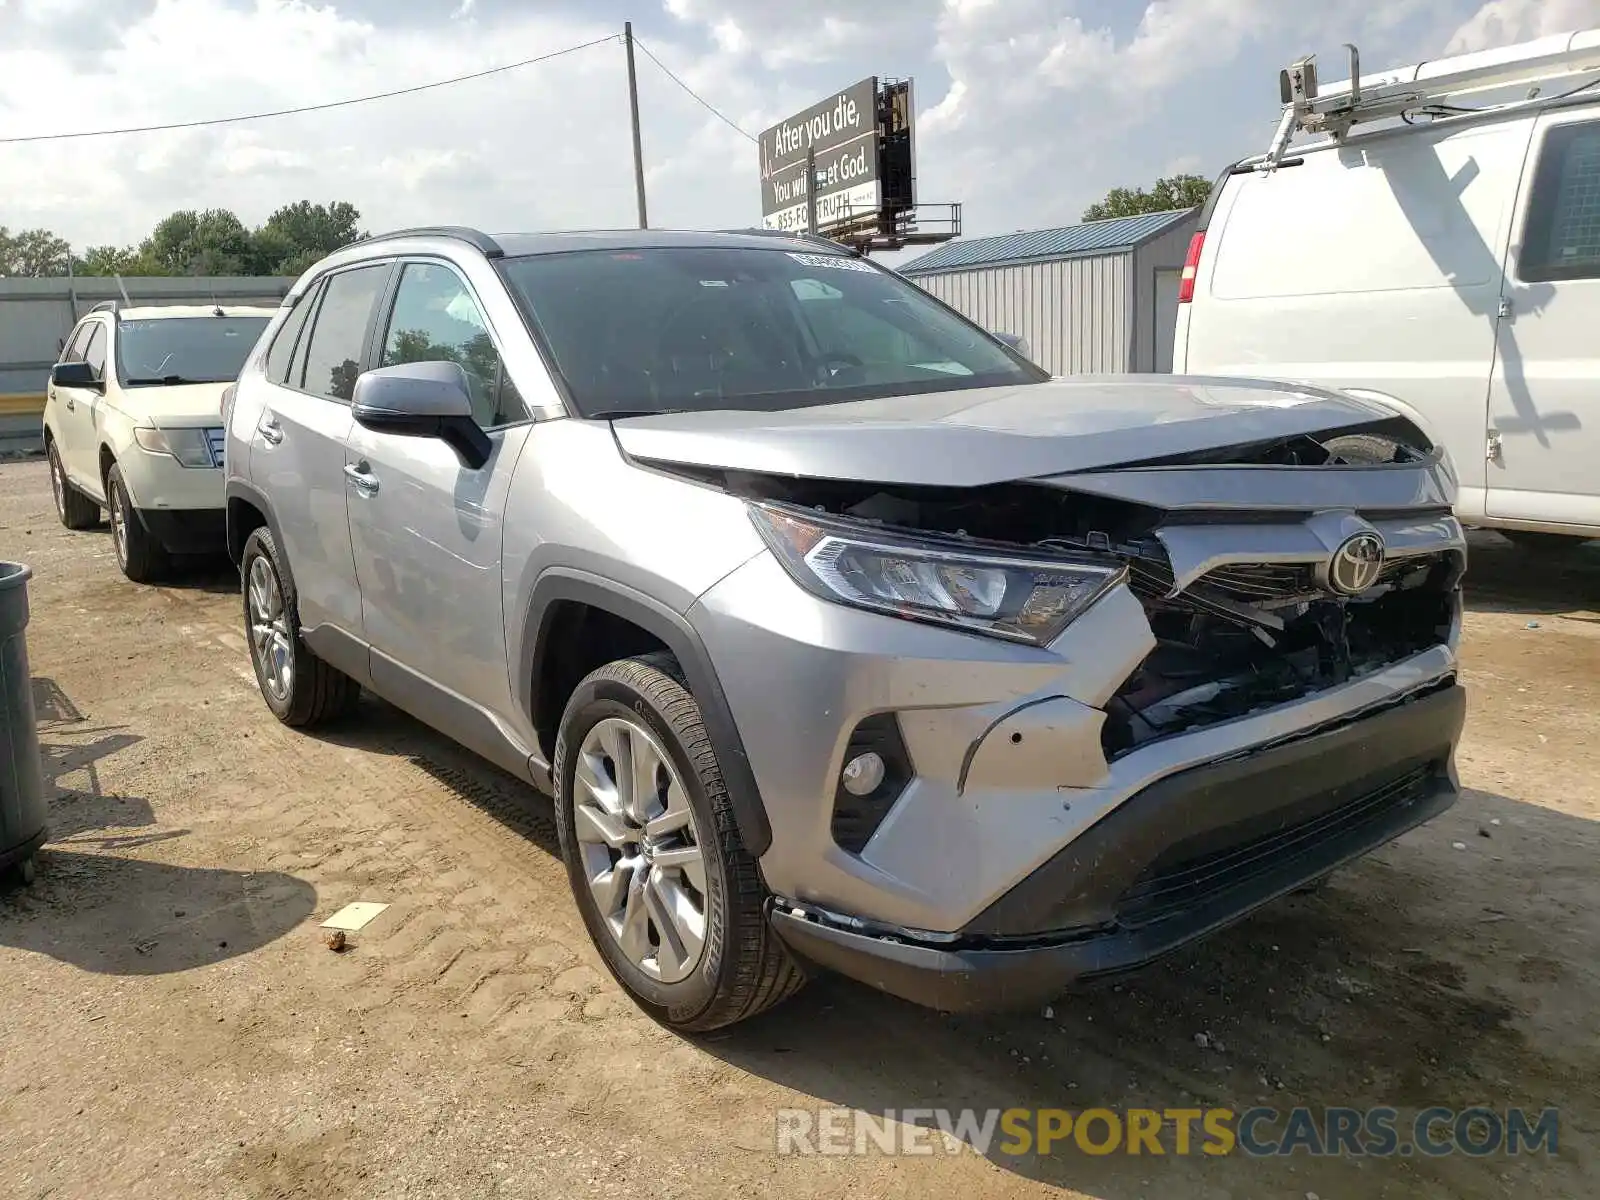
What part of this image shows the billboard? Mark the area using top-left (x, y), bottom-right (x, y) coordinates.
top-left (759, 78), bottom-right (880, 234)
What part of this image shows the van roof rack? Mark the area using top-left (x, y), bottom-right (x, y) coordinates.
top-left (363, 226), bottom-right (504, 258)
top-left (1257, 27), bottom-right (1600, 170)
top-left (88, 300), bottom-right (119, 315)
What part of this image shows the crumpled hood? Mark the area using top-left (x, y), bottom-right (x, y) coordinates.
top-left (609, 374), bottom-right (1402, 487)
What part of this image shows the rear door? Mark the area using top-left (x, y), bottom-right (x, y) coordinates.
top-left (344, 259), bottom-right (531, 722)
top-left (251, 262), bottom-right (390, 635)
top-left (1485, 110), bottom-right (1600, 529)
top-left (47, 321), bottom-right (94, 489)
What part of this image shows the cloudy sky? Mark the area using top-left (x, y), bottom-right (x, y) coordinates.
top-left (3, 0), bottom-right (1599, 264)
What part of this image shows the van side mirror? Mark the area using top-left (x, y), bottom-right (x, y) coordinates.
top-left (51, 361), bottom-right (101, 390)
top-left (351, 361), bottom-right (491, 470)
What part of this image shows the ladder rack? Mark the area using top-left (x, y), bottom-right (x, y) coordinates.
top-left (1259, 28), bottom-right (1600, 169)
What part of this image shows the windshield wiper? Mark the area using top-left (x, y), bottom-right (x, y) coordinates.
top-left (587, 408), bottom-right (680, 420)
top-left (124, 375), bottom-right (215, 386)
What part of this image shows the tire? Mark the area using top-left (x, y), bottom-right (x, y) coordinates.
top-left (47, 440), bottom-right (100, 530)
top-left (106, 463), bottom-right (168, 583)
top-left (554, 653), bottom-right (805, 1032)
top-left (1501, 529), bottom-right (1584, 555)
top-left (240, 525), bottom-right (360, 727)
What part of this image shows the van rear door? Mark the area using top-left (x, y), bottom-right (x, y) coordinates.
top-left (1485, 109), bottom-right (1600, 531)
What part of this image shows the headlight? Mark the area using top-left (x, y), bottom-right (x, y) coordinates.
top-left (749, 503), bottom-right (1125, 646)
top-left (134, 426), bottom-right (214, 468)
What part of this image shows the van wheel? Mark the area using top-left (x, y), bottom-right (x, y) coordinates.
top-left (1501, 530), bottom-right (1583, 555)
top-left (106, 464), bottom-right (168, 582)
top-left (48, 441), bottom-right (100, 530)
top-left (554, 653), bottom-right (806, 1032)
top-left (240, 526), bottom-right (360, 727)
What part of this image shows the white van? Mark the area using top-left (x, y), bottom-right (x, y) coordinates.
top-left (1175, 29), bottom-right (1600, 551)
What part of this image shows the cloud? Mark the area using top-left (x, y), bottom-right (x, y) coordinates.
top-left (1445, 0), bottom-right (1600, 52)
top-left (0, 0), bottom-right (1590, 257)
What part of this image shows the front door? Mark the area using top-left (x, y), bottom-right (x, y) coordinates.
top-left (344, 259), bottom-right (531, 719)
top-left (253, 263), bottom-right (390, 635)
top-left (57, 321), bottom-right (107, 495)
top-left (1485, 111), bottom-right (1600, 529)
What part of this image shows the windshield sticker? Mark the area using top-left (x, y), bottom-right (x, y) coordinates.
top-left (698, 279), bottom-right (730, 287)
top-left (786, 252), bottom-right (875, 273)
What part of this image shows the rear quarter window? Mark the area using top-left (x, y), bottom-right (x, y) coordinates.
top-left (1209, 121), bottom-right (1528, 299)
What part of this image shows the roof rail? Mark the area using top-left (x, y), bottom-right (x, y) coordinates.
top-left (88, 300), bottom-right (119, 316)
top-left (362, 226), bottom-right (504, 258)
top-left (1259, 27), bottom-right (1600, 169)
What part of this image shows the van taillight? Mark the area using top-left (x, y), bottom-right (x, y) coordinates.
top-left (1178, 231), bottom-right (1205, 303)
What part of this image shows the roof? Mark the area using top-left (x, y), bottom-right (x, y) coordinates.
top-left (898, 208), bottom-right (1197, 276)
top-left (360, 227), bottom-right (856, 260)
top-left (105, 304), bottom-right (280, 321)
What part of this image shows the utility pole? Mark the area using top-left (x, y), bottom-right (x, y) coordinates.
top-left (624, 22), bottom-right (648, 229)
top-left (805, 147), bottom-right (818, 235)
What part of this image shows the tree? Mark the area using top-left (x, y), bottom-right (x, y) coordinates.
top-left (77, 244), bottom-right (152, 276)
top-left (253, 200), bottom-right (364, 274)
top-left (0, 226), bottom-right (73, 276)
top-left (1082, 174), bottom-right (1212, 222)
top-left (139, 208), bottom-right (255, 275)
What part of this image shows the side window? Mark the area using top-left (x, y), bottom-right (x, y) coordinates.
top-left (1520, 121), bottom-right (1600, 282)
top-left (82, 324), bottom-right (108, 381)
top-left (59, 322), bottom-right (91, 363)
top-left (264, 289), bottom-right (317, 384)
top-left (381, 262), bottom-right (526, 428)
top-left (299, 266), bottom-right (387, 401)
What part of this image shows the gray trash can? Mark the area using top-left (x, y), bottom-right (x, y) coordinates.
top-left (0, 562), bottom-right (47, 885)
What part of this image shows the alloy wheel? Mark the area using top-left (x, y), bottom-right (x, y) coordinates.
top-left (49, 450), bottom-right (65, 518)
top-left (109, 485), bottom-right (129, 565)
top-left (572, 716), bottom-right (708, 984)
top-left (247, 555), bottom-right (293, 702)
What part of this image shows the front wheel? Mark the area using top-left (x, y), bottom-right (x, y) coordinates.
top-left (554, 653), bottom-right (805, 1032)
top-left (106, 463), bottom-right (168, 583)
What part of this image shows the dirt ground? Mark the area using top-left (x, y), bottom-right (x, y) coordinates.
top-left (1, 455), bottom-right (1597, 1200)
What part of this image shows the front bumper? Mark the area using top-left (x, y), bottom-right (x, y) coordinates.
top-left (134, 506), bottom-right (227, 555)
top-left (769, 681), bottom-right (1464, 1012)
top-left (114, 442), bottom-right (226, 554)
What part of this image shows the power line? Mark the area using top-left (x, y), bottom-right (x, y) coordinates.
top-left (632, 37), bottom-right (757, 143)
top-left (0, 35), bottom-right (618, 145)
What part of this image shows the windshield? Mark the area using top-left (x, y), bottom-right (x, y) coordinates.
top-left (496, 247), bottom-right (1045, 416)
top-left (115, 315), bottom-right (270, 385)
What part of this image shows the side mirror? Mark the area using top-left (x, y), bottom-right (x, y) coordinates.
top-left (993, 332), bottom-right (1032, 360)
top-left (51, 361), bottom-right (102, 390)
top-left (351, 361), bottom-right (491, 470)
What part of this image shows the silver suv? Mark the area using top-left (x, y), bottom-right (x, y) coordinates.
top-left (224, 226), bottom-right (1467, 1030)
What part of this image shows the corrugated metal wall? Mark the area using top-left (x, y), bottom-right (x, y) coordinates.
top-left (912, 252), bottom-right (1133, 376)
top-left (1130, 213), bottom-right (1200, 373)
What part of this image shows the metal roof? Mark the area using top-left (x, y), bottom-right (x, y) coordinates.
top-left (897, 208), bottom-right (1196, 276)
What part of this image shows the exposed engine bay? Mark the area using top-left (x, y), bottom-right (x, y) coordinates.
top-left (666, 426), bottom-right (1459, 758)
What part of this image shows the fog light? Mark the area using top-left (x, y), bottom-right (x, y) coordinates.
top-left (841, 751), bottom-right (886, 797)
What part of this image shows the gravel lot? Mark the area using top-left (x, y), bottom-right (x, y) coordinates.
top-left (1, 455), bottom-right (1597, 1199)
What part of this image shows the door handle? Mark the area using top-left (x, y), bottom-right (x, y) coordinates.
top-left (343, 463), bottom-right (380, 495)
top-left (259, 418), bottom-right (284, 446)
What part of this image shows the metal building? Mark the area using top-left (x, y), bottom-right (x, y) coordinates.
top-left (897, 207), bottom-right (1199, 376)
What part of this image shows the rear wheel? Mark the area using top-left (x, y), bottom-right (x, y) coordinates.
top-left (241, 525), bottom-right (360, 727)
top-left (48, 441), bottom-right (100, 530)
top-left (107, 464), bottom-right (168, 583)
top-left (554, 653), bottom-right (805, 1031)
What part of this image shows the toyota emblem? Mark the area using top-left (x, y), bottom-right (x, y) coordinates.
top-left (1327, 531), bottom-right (1386, 595)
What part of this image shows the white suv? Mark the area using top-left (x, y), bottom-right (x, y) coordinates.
top-left (43, 301), bottom-right (275, 581)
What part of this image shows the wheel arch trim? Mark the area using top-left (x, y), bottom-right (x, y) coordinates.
top-left (522, 568), bottom-right (773, 857)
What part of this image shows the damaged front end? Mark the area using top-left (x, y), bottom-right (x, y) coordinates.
top-left (674, 417), bottom-right (1464, 755)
